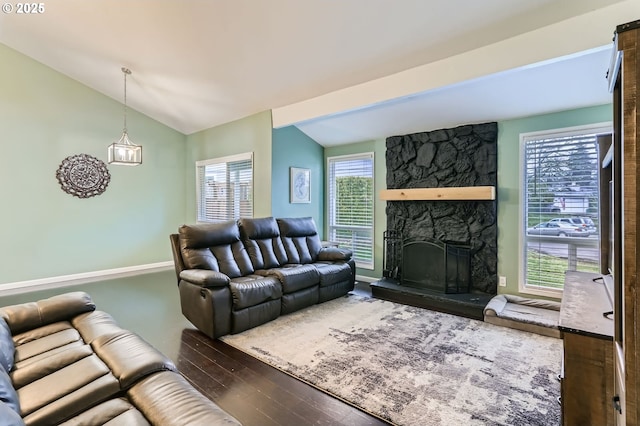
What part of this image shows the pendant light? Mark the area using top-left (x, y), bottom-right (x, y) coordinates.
top-left (108, 67), bottom-right (142, 165)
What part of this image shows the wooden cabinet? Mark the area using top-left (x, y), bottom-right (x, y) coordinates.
top-left (559, 271), bottom-right (614, 426)
top-left (606, 19), bottom-right (640, 426)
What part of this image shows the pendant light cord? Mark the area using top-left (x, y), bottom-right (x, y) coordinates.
top-left (122, 67), bottom-right (131, 133)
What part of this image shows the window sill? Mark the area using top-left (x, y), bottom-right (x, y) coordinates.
top-left (356, 262), bottom-right (374, 270)
top-left (517, 285), bottom-right (563, 300)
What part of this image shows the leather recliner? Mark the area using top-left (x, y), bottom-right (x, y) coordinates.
top-left (0, 292), bottom-right (241, 426)
top-left (239, 217), bottom-right (320, 314)
top-left (176, 220), bottom-right (283, 337)
top-left (170, 217), bottom-right (355, 339)
top-left (277, 217), bottom-right (356, 303)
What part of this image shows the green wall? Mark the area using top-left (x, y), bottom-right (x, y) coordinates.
top-left (497, 104), bottom-right (612, 297)
top-left (323, 105), bottom-right (612, 289)
top-left (0, 37), bottom-right (614, 297)
top-left (324, 139), bottom-right (386, 279)
top-left (0, 43), bottom-right (187, 284)
top-left (271, 126), bottom-right (324, 233)
top-left (184, 111), bottom-right (273, 222)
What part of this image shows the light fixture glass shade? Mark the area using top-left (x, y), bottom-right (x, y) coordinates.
top-left (108, 131), bottom-right (142, 166)
top-left (109, 67), bottom-right (142, 166)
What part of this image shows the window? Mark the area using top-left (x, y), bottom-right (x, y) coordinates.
top-left (521, 124), bottom-right (609, 294)
top-left (327, 153), bottom-right (374, 269)
top-left (196, 152), bottom-right (253, 222)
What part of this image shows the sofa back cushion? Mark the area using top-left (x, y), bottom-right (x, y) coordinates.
top-left (277, 217), bottom-right (323, 264)
top-left (0, 293), bottom-right (95, 336)
top-left (238, 217), bottom-right (288, 269)
top-left (178, 221), bottom-right (254, 278)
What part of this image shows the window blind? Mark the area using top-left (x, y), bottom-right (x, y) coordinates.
top-left (327, 153), bottom-right (374, 269)
top-left (523, 131), bottom-right (601, 290)
top-left (196, 153), bottom-right (253, 222)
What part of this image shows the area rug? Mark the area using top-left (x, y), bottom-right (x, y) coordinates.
top-left (220, 294), bottom-right (562, 426)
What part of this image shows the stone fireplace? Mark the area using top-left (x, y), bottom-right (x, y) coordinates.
top-left (372, 122), bottom-right (498, 319)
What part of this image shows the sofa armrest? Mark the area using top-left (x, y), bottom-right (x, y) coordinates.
top-left (92, 330), bottom-right (176, 390)
top-left (128, 370), bottom-right (241, 425)
top-left (179, 270), bottom-right (230, 288)
top-left (0, 292), bottom-right (96, 335)
top-left (317, 247), bottom-right (353, 262)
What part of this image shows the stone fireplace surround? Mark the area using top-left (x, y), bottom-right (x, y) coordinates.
top-left (378, 122), bottom-right (498, 308)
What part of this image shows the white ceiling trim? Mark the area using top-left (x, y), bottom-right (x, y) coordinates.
top-left (272, 0), bottom-right (639, 129)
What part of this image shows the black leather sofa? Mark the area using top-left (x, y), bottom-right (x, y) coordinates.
top-left (170, 217), bottom-right (355, 339)
top-left (0, 292), bottom-right (240, 426)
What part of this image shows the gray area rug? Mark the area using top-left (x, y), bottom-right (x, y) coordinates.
top-left (221, 294), bottom-right (561, 425)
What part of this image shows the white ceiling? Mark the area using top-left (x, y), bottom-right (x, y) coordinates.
top-left (296, 47), bottom-right (613, 146)
top-left (0, 0), bottom-right (635, 145)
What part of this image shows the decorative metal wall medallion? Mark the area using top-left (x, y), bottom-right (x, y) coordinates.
top-left (56, 154), bottom-right (111, 198)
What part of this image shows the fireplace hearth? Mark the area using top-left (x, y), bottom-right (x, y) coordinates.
top-left (370, 279), bottom-right (493, 320)
top-left (375, 232), bottom-right (483, 318)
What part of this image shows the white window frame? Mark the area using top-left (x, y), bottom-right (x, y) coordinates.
top-left (327, 152), bottom-right (375, 270)
top-left (518, 123), bottom-right (611, 297)
top-left (195, 152), bottom-right (253, 223)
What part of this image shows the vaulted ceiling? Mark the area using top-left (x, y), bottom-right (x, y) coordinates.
top-left (0, 0), bottom-right (637, 145)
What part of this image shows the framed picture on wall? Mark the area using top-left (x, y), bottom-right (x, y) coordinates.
top-left (290, 167), bottom-right (311, 203)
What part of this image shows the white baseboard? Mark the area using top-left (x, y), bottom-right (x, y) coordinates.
top-left (0, 261), bottom-right (174, 297)
top-left (1, 265), bottom-right (376, 297)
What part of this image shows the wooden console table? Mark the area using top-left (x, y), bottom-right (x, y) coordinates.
top-left (559, 271), bottom-right (614, 425)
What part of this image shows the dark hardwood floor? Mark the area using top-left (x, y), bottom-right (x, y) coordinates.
top-left (0, 275), bottom-right (389, 425)
top-left (175, 281), bottom-right (390, 426)
top-left (177, 329), bottom-right (390, 426)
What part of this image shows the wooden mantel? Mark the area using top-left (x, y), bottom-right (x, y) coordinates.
top-left (379, 186), bottom-right (495, 201)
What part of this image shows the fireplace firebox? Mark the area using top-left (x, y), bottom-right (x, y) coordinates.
top-left (403, 239), bottom-right (471, 294)
top-left (376, 230), bottom-right (488, 319)
top-left (400, 240), bottom-right (471, 294)
top-left (383, 231), bottom-right (471, 294)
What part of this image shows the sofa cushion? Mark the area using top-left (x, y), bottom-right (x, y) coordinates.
top-left (179, 269), bottom-right (230, 288)
top-left (277, 216), bottom-right (320, 238)
top-left (18, 354), bottom-right (120, 423)
top-left (259, 264), bottom-right (319, 294)
top-left (91, 330), bottom-right (176, 390)
top-left (12, 341), bottom-right (85, 381)
top-left (0, 318), bottom-right (14, 373)
top-left (239, 217), bottom-right (288, 269)
top-left (13, 323), bottom-right (82, 363)
top-left (317, 247), bottom-right (353, 261)
top-left (212, 243), bottom-right (255, 278)
top-left (0, 292), bottom-right (95, 335)
top-left (178, 222), bottom-right (254, 278)
top-left (179, 221), bottom-right (239, 250)
top-left (229, 276), bottom-right (282, 310)
top-left (11, 344), bottom-right (93, 389)
top-left (277, 217), bottom-right (323, 264)
top-left (239, 217), bottom-right (280, 240)
top-left (23, 374), bottom-right (121, 426)
top-left (312, 262), bottom-right (353, 287)
top-left (71, 311), bottom-right (122, 344)
top-left (128, 371), bottom-right (241, 425)
top-left (231, 300), bottom-right (281, 334)
top-left (59, 397), bottom-right (150, 426)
